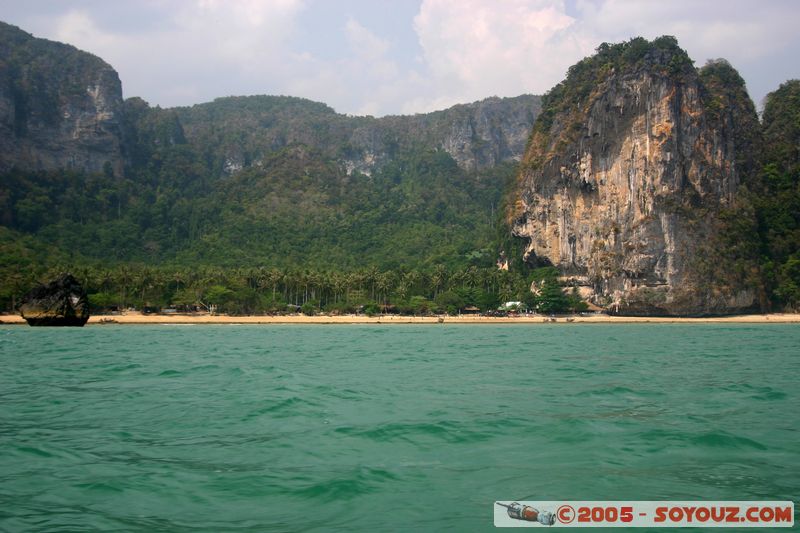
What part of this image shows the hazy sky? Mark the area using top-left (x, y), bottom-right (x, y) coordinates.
top-left (2, 0), bottom-right (799, 116)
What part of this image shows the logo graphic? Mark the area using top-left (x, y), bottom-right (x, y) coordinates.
top-left (556, 505), bottom-right (575, 524)
top-left (493, 501), bottom-right (794, 528)
top-left (496, 502), bottom-right (556, 526)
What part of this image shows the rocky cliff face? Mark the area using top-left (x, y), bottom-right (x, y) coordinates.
top-left (0, 20), bottom-right (538, 182)
top-left (172, 93), bottom-right (540, 178)
top-left (0, 22), bottom-right (125, 176)
top-left (510, 37), bottom-right (759, 316)
top-left (368, 95), bottom-right (539, 173)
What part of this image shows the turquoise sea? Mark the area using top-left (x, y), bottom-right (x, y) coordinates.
top-left (0, 324), bottom-right (798, 531)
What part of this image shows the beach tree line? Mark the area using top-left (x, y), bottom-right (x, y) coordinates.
top-left (0, 263), bottom-right (586, 316)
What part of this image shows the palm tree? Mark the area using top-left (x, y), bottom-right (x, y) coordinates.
top-left (254, 266), bottom-right (269, 295)
top-left (4, 272), bottom-right (27, 311)
top-left (173, 269), bottom-right (186, 293)
top-left (403, 270), bottom-right (421, 296)
top-left (115, 264), bottom-right (133, 308)
top-left (375, 271), bottom-right (393, 305)
top-left (364, 266), bottom-right (379, 301)
top-left (331, 271), bottom-right (346, 304)
top-left (136, 266), bottom-right (154, 305)
top-left (345, 271), bottom-right (362, 304)
top-left (98, 267), bottom-right (114, 294)
top-left (463, 266), bottom-right (479, 288)
top-left (430, 264), bottom-right (448, 298)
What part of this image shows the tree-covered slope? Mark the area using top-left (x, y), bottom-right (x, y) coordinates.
top-left (2, 98), bottom-right (536, 271)
top-left (0, 21), bottom-right (540, 277)
top-left (751, 80), bottom-right (800, 309)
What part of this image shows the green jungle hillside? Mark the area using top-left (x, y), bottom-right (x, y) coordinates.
top-left (0, 27), bottom-right (798, 315)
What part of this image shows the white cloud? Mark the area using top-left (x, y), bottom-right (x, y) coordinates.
top-left (54, 10), bottom-right (116, 55)
top-left (281, 16), bottom-right (424, 116)
top-left (52, 0), bottom-right (596, 115)
top-left (47, 1), bottom-right (426, 115)
top-left (53, 0), bottom-right (306, 106)
top-left (410, 0), bottom-right (595, 112)
top-left (26, 0), bottom-right (800, 115)
top-left (407, 0), bottom-right (800, 113)
top-left (574, 0), bottom-right (800, 106)
top-left (580, 0), bottom-right (796, 62)
top-left (345, 17), bottom-right (390, 62)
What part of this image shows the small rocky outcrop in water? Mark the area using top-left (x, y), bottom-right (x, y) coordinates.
top-left (19, 274), bottom-right (90, 326)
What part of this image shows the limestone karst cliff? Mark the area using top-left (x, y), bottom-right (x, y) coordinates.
top-left (0, 22), bottom-right (125, 177)
top-left (510, 37), bottom-right (761, 316)
top-left (361, 95), bottom-right (539, 173)
top-left (0, 20), bottom-right (539, 182)
top-left (0, 20), bottom-right (541, 270)
top-left (169, 93), bottom-right (539, 178)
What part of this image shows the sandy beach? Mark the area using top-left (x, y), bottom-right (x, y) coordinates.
top-left (2, 312), bottom-right (800, 325)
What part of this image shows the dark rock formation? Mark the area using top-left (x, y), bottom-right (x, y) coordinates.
top-left (509, 37), bottom-right (760, 316)
top-left (19, 273), bottom-right (90, 326)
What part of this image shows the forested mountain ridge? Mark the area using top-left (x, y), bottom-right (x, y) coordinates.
top-left (0, 20), bottom-right (540, 182)
top-left (0, 20), bottom-right (540, 313)
top-left (167, 92), bottom-right (538, 176)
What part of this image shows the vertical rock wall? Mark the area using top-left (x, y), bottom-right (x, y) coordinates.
top-left (511, 39), bottom-right (758, 315)
top-left (0, 22), bottom-right (125, 177)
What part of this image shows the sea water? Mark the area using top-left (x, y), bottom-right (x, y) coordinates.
top-left (0, 324), bottom-right (797, 531)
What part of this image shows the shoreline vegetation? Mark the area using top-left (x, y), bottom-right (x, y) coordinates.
top-left (2, 312), bottom-right (799, 325)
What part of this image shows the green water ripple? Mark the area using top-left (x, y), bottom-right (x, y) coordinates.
top-left (1, 324), bottom-right (798, 531)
